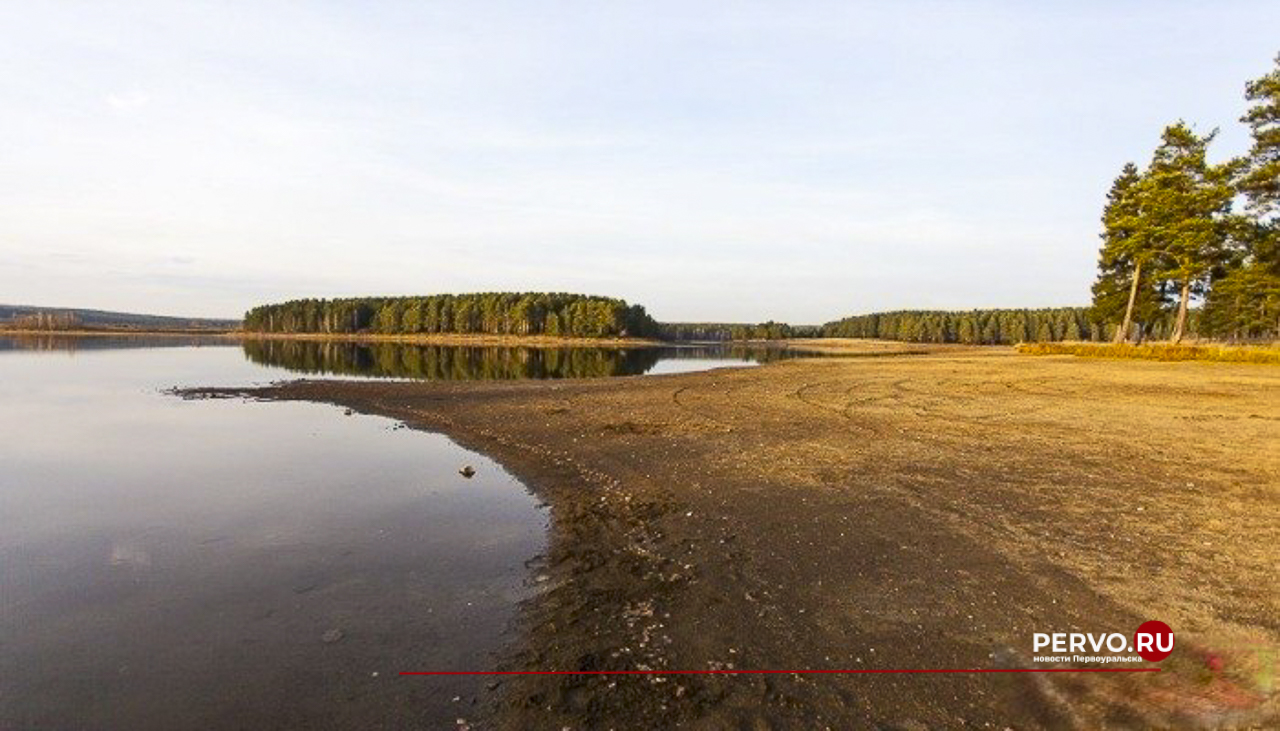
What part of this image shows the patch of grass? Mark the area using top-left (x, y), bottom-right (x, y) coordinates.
top-left (1016, 342), bottom-right (1280, 364)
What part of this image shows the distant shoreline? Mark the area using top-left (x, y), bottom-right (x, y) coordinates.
top-left (0, 329), bottom-right (992, 351)
top-left (0, 328), bottom-right (236, 338)
top-left (233, 331), bottom-right (667, 348)
top-left (0, 328), bottom-right (666, 348)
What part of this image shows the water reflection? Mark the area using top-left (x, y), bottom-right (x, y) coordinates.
top-left (0, 342), bottom-right (546, 729)
top-left (241, 338), bottom-right (663, 379)
top-left (240, 339), bottom-right (795, 380)
top-left (0, 333), bottom-right (808, 380)
top-left (0, 333), bottom-right (231, 352)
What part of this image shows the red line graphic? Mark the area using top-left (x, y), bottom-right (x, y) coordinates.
top-left (401, 668), bottom-right (1159, 676)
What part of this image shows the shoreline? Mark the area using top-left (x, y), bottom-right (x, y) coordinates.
top-left (1, 329), bottom-right (664, 348)
top-left (231, 331), bottom-right (667, 348)
top-left (0, 329), bottom-right (989, 355)
top-left (180, 351), bottom-right (1280, 728)
top-left (0, 328), bottom-right (236, 338)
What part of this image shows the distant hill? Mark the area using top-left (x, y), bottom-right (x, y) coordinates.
top-left (0, 304), bottom-right (240, 332)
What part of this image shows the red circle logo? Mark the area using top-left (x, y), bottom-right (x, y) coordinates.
top-left (1133, 621), bottom-right (1174, 662)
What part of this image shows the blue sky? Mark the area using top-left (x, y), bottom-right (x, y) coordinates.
top-left (1, 2), bottom-right (1276, 322)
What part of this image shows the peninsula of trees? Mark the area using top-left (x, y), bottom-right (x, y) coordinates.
top-left (242, 293), bottom-right (660, 339)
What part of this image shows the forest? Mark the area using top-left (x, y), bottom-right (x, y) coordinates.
top-left (0, 305), bottom-right (237, 332)
top-left (1091, 55), bottom-right (1279, 342)
top-left (661, 322), bottom-right (820, 341)
top-left (243, 293), bottom-right (660, 339)
top-left (821, 307), bottom-right (1116, 345)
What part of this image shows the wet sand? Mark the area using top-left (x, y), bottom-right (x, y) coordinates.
top-left (185, 348), bottom-right (1280, 729)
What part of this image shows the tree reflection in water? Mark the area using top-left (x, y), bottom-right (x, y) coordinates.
top-left (240, 340), bottom-right (799, 380)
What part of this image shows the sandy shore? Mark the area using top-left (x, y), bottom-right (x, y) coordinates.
top-left (183, 349), bottom-right (1280, 729)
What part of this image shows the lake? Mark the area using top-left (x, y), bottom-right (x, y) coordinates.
top-left (0, 335), bottom-right (778, 729)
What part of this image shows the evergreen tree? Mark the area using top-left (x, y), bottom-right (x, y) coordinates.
top-left (1204, 55), bottom-right (1280, 339)
top-left (243, 293), bottom-right (659, 340)
top-left (1091, 163), bottom-right (1165, 342)
top-left (1124, 124), bottom-right (1237, 342)
top-left (1238, 54), bottom-right (1280, 235)
top-left (1063, 315), bottom-right (1082, 341)
top-left (402, 301), bottom-right (424, 333)
top-left (1034, 320), bottom-right (1053, 342)
top-left (821, 307), bottom-right (1101, 344)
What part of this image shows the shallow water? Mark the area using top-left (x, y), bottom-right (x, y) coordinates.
top-left (0, 341), bottom-right (547, 729)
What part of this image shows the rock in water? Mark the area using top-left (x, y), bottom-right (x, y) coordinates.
top-left (459, 465), bottom-right (476, 478)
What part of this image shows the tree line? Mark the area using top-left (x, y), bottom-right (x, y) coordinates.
top-left (1092, 55), bottom-right (1279, 342)
top-left (243, 293), bottom-right (660, 339)
top-left (2, 311), bottom-right (80, 331)
top-left (660, 322), bottom-right (820, 341)
top-left (0, 306), bottom-right (236, 332)
top-left (820, 307), bottom-right (1121, 345)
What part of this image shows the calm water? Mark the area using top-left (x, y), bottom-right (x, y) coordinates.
top-left (1, 334), bottom-right (789, 379)
top-left (240, 339), bottom-right (786, 379)
top-left (0, 340), bottom-right (550, 729)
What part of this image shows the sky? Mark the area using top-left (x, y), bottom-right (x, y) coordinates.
top-left (1, 2), bottom-right (1277, 323)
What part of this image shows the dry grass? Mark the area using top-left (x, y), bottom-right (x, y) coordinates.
top-left (783, 337), bottom-right (971, 355)
top-left (1018, 341), bottom-right (1280, 364)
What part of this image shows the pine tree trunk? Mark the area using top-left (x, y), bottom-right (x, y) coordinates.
top-left (1115, 259), bottom-right (1143, 343)
top-left (1171, 279), bottom-right (1192, 344)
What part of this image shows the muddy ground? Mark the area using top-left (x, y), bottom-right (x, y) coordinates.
top-left (186, 348), bottom-right (1280, 729)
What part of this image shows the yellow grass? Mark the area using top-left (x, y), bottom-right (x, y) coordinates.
top-left (1016, 341), bottom-right (1280, 364)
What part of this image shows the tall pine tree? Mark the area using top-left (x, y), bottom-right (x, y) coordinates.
top-left (1205, 54), bottom-right (1280, 339)
top-left (1125, 124), bottom-right (1236, 343)
top-left (1091, 162), bottom-right (1164, 342)
top-left (1239, 54), bottom-right (1280, 233)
